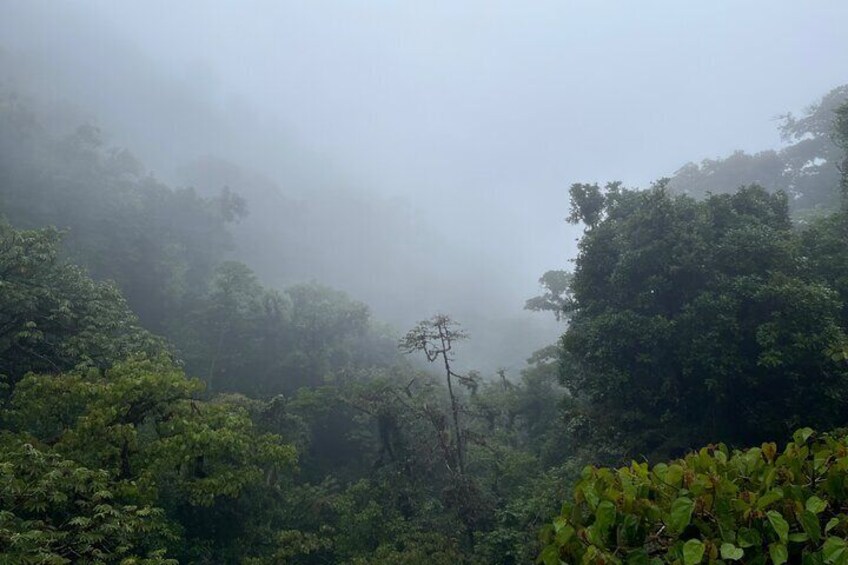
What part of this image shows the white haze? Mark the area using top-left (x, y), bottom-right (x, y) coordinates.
top-left (0, 1), bottom-right (846, 372)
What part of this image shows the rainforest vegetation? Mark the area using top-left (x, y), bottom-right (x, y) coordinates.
top-left (2, 3), bottom-right (848, 563)
top-left (2, 76), bottom-right (848, 563)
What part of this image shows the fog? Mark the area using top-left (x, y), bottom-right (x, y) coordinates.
top-left (1, 0), bottom-right (846, 371)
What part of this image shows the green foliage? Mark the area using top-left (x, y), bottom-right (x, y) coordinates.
top-left (353, 531), bottom-right (468, 565)
top-left (5, 63), bottom-right (846, 565)
top-left (285, 282), bottom-right (385, 389)
top-left (559, 183), bottom-right (848, 458)
top-left (526, 271), bottom-right (573, 322)
top-left (540, 429), bottom-right (848, 565)
top-left (568, 182), bottom-right (618, 228)
top-left (171, 261), bottom-right (397, 397)
top-left (4, 356), bottom-right (297, 561)
top-left (170, 263), bottom-right (396, 396)
top-left (171, 261), bottom-right (289, 395)
top-left (0, 434), bottom-right (176, 564)
top-left (0, 222), bottom-right (163, 386)
top-left (0, 102), bottom-right (242, 334)
top-left (800, 203), bottom-right (848, 332)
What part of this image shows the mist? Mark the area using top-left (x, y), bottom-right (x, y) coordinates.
top-left (1, 1), bottom-right (844, 371)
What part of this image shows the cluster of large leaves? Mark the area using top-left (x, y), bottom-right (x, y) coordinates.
top-left (0, 435), bottom-right (175, 564)
top-left (540, 429), bottom-right (848, 564)
top-left (2, 356), bottom-right (296, 561)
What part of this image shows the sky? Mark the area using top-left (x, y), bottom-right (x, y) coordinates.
top-left (1, 0), bottom-right (846, 369)
top-left (79, 0), bottom-right (847, 271)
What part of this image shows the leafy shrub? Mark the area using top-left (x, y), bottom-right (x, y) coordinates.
top-left (0, 435), bottom-right (176, 563)
top-left (539, 429), bottom-right (848, 564)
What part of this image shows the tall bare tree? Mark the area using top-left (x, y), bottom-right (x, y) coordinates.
top-left (400, 314), bottom-right (472, 474)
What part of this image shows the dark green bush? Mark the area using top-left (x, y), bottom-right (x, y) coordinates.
top-left (540, 429), bottom-right (848, 564)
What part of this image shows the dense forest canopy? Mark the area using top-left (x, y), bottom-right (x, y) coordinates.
top-left (2, 2), bottom-right (848, 563)
top-left (559, 182), bottom-right (848, 458)
top-left (2, 83), bottom-right (847, 563)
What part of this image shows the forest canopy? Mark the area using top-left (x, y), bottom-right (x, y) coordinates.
top-left (0, 11), bottom-right (847, 561)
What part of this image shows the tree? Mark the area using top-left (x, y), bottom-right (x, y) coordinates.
top-left (0, 95), bottom-right (243, 335)
top-left (400, 315), bottom-right (472, 475)
top-left (0, 435), bottom-right (176, 564)
top-left (669, 85), bottom-right (848, 214)
top-left (0, 222), bottom-right (163, 388)
top-left (286, 282), bottom-right (373, 389)
top-left (556, 183), bottom-right (848, 459)
top-left (836, 97), bottom-right (848, 209)
top-left (6, 355), bottom-right (297, 561)
top-left (525, 271), bottom-right (573, 321)
top-left (174, 261), bottom-right (280, 394)
top-left (566, 181), bottom-right (624, 229)
top-left (779, 85), bottom-right (848, 212)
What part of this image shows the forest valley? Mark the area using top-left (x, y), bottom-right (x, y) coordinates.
top-left (2, 84), bottom-right (848, 564)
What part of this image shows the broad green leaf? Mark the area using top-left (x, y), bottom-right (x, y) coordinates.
top-left (802, 553), bottom-right (826, 565)
top-left (595, 500), bottom-right (616, 532)
top-left (800, 510), bottom-right (822, 543)
top-left (738, 527), bottom-right (763, 548)
top-left (823, 536), bottom-right (848, 564)
top-left (539, 544), bottom-right (560, 565)
top-left (720, 543), bottom-right (744, 561)
top-left (757, 488), bottom-right (784, 510)
top-left (767, 510), bottom-right (789, 543)
top-left (683, 539), bottom-right (705, 565)
top-left (621, 514), bottom-right (640, 544)
top-left (555, 525), bottom-right (575, 546)
top-left (553, 516), bottom-right (567, 533)
top-left (666, 464), bottom-right (684, 486)
top-left (669, 497), bottom-right (694, 533)
top-left (584, 485), bottom-right (600, 509)
top-left (762, 442), bottom-right (778, 462)
top-left (626, 548), bottom-right (650, 565)
top-left (769, 542), bottom-right (788, 565)
top-left (794, 428), bottom-right (815, 444)
top-left (807, 496), bottom-right (828, 514)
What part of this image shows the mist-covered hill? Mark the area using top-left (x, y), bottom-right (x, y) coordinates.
top-left (0, 1), bottom-right (562, 373)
